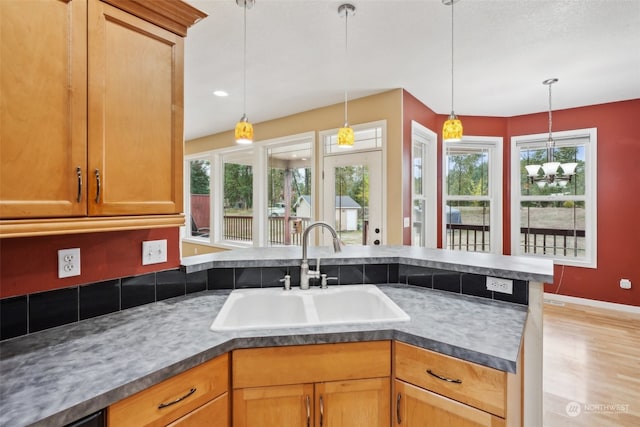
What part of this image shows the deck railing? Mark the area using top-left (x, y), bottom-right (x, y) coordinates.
top-left (445, 223), bottom-right (585, 255)
top-left (223, 215), bottom-right (311, 246)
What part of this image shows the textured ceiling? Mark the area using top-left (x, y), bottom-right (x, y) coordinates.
top-left (184, 0), bottom-right (640, 140)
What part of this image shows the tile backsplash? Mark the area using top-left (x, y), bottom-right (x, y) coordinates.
top-left (0, 263), bottom-right (527, 341)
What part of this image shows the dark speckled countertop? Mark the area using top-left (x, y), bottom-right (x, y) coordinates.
top-left (0, 284), bottom-right (528, 427)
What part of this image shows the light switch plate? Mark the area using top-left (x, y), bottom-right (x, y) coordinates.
top-left (486, 276), bottom-right (513, 294)
top-left (142, 239), bottom-right (167, 265)
top-left (58, 248), bottom-right (81, 278)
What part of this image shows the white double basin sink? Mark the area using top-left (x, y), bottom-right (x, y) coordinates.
top-left (210, 285), bottom-right (410, 331)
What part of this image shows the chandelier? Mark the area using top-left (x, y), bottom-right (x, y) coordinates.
top-left (525, 78), bottom-right (577, 188)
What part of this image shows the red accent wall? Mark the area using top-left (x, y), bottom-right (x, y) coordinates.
top-left (509, 100), bottom-right (640, 306)
top-left (0, 228), bottom-right (181, 298)
top-left (402, 90), bottom-right (438, 244)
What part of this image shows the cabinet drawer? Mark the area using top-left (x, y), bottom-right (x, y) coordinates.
top-left (108, 354), bottom-right (229, 427)
top-left (233, 341), bottom-right (390, 388)
top-left (394, 342), bottom-right (506, 417)
top-left (167, 392), bottom-right (228, 427)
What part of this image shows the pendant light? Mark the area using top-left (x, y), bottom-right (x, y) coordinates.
top-left (337, 3), bottom-right (356, 147)
top-left (235, 0), bottom-right (254, 144)
top-left (525, 78), bottom-right (578, 188)
top-left (442, 0), bottom-right (463, 143)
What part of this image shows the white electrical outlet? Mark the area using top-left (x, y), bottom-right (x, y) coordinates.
top-left (142, 239), bottom-right (168, 265)
top-left (486, 276), bottom-right (513, 294)
top-left (620, 279), bottom-right (632, 289)
top-left (58, 248), bottom-right (81, 278)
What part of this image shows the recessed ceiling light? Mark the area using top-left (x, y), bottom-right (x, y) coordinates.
top-left (213, 90), bottom-right (229, 97)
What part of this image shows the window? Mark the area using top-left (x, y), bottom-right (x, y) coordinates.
top-left (184, 155), bottom-right (212, 242)
top-left (265, 135), bottom-right (314, 247)
top-left (221, 149), bottom-right (254, 244)
top-left (511, 128), bottom-right (597, 267)
top-left (411, 121), bottom-right (437, 248)
top-left (443, 136), bottom-right (502, 253)
top-left (184, 134), bottom-right (314, 248)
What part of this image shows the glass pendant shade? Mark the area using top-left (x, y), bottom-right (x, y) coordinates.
top-left (525, 164), bottom-right (541, 177)
top-left (442, 113), bottom-right (463, 142)
top-left (235, 115), bottom-right (253, 144)
top-left (560, 162), bottom-right (578, 176)
top-left (541, 162), bottom-right (561, 176)
top-left (337, 125), bottom-right (354, 147)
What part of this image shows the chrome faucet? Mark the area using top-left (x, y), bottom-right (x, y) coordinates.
top-left (300, 221), bottom-right (342, 290)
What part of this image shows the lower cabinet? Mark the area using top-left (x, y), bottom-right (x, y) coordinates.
top-left (232, 341), bottom-right (391, 427)
top-left (107, 354), bottom-right (229, 427)
top-left (394, 341), bottom-right (521, 427)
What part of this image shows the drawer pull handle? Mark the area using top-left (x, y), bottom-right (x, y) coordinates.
top-left (305, 395), bottom-right (311, 427)
top-left (157, 387), bottom-right (197, 409)
top-left (319, 395), bottom-right (324, 427)
top-left (396, 392), bottom-right (402, 424)
top-left (427, 369), bottom-right (462, 384)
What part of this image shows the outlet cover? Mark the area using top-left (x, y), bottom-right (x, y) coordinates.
top-left (58, 248), bottom-right (81, 278)
top-left (620, 279), bottom-right (632, 289)
top-left (142, 239), bottom-right (167, 265)
top-left (486, 276), bottom-right (513, 294)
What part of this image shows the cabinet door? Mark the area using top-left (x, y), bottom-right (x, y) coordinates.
top-left (316, 378), bottom-right (389, 427)
top-left (394, 380), bottom-right (505, 427)
top-left (233, 384), bottom-right (314, 427)
top-left (87, 0), bottom-right (183, 216)
top-left (0, 0), bottom-right (87, 218)
top-left (167, 392), bottom-right (228, 427)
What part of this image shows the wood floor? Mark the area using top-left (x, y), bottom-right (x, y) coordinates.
top-left (543, 300), bottom-right (640, 426)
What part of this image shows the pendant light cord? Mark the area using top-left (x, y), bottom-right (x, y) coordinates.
top-left (243, 3), bottom-right (247, 117)
top-left (343, 8), bottom-right (349, 125)
top-left (450, 1), bottom-right (455, 115)
top-left (547, 80), bottom-right (555, 161)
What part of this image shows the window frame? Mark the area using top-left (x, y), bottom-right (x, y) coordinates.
top-left (510, 127), bottom-right (598, 268)
top-left (442, 135), bottom-right (503, 254)
top-left (411, 121), bottom-right (438, 248)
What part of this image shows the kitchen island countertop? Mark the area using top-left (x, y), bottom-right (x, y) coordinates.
top-left (1, 284), bottom-right (527, 427)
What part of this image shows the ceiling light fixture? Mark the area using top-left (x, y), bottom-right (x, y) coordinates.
top-left (442, 0), bottom-right (463, 143)
top-left (525, 78), bottom-right (577, 188)
top-left (213, 90), bottom-right (229, 97)
top-left (235, 0), bottom-right (254, 145)
top-left (337, 3), bottom-right (356, 147)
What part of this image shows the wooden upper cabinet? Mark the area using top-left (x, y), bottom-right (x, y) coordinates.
top-left (88, 0), bottom-right (183, 216)
top-left (0, 0), bottom-right (206, 237)
top-left (0, 0), bottom-right (88, 218)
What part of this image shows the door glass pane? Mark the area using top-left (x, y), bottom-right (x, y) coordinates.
top-left (223, 150), bottom-right (253, 243)
top-left (335, 165), bottom-right (368, 245)
top-left (266, 142), bottom-right (312, 246)
top-left (189, 159), bottom-right (210, 238)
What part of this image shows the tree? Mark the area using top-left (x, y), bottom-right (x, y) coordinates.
top-left (190, 160), bottom-right (210, 194)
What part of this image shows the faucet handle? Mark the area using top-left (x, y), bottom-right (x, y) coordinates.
top-left (315, 257), bottom-right (321, 272)
top-left (279, 274), bottom-right (291, 291)
top-left (320, 274), bottom-right (338, 289)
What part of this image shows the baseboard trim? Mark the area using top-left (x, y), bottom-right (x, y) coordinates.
top-left (544, 293), bottom-right (640, 314)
